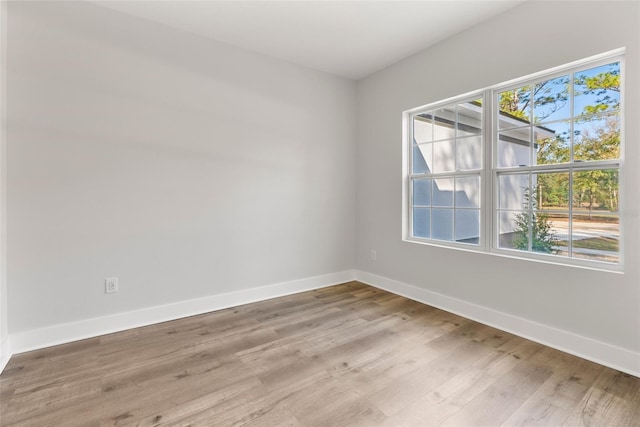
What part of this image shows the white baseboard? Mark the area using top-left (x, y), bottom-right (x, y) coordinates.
top-left (8, 270), bottom-right (357, 356)
top-left (355, 270), bottom-right (640, 378)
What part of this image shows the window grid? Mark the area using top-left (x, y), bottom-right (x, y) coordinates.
top-left (409, 96), bottom-right (483, 247)
top-left (493, 59), bottom-right (622, 264)
top-left (405, 50), bottom-right (624, 270)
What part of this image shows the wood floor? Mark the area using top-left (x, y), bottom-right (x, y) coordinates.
top-left (1, 282), bottom-right (639, 426)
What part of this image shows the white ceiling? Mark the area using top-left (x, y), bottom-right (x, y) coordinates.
top-left (95, 0), bottom-right (525, 80)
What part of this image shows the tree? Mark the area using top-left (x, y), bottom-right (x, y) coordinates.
top-left (499, 78), bottom-right (569, 123)
top-left (499, 63), bottom-right (620, 215)
top-left (574, 67), bottom-right (620, 115)
top-left (574, 116), bottom-right (620, 161)
top-left (512, 186), bottom-right (559, 254)
top-left (573, 115), bottom-right (620, 217)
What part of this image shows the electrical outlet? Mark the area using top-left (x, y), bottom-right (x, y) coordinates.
top-left (370, 250), bottom-right (377, 261)
top-left (105, 277), bottom-right (119, 294)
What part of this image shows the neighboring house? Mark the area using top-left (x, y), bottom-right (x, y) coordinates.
top-left (413, 102), bottom-right (554, 243)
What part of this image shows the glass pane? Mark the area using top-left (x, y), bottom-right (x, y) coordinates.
top-left (455, 176), bottom-right (480, 208)
top-left (413, 178), bottom-right (431, 206)
top-left (455, 210), bottom-right (480, 244)
top-left (433, 140), bottom-right (455, 173)
top-left (498, 85), bottom-right (532, 129)
top-left (433, 107), bottom-right (456, 141)
top-left (432, 209), bottom-right (453, 241)
top-left (498, 128), bottom-right (531, 167)
top-left (533, 172), bottom-right (569, 210)
top-left (572, 169), bottom-right (619, 214)
top-left (573, 113), bottom-right (620, 162)
top-left (574, 62), bottom-right (620, 117)
top-left (529, 210), bottom-right (562, 255)
top-left (413, 207), bottom-right (431, 239)
top-left (456, 101), bottom-right (482, 137)
top-left (498, 174), bottom-right (529, 210)
top-left (412, 143), bottom-right (432, 174)
top-left (533, 75), bottom-right (570, 123)
top-left (456, 136), bottom-right (481, 171)
top-left (571, 214), bottom-right (619, 263)
top-left (543, 213), bottom-right (569, 257)
top-left (413, 114), bottom-right (433, 144)
top-left (535, 121), bottom-right (570, 165)
top-left (433, 178), bottom-right (454, 207)
top-left (498, 210), bottom-right (528, 251)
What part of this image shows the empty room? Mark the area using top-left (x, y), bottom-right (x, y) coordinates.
top-left (0, 0), bottom-right (639, 425)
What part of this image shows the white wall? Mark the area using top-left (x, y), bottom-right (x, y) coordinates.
top-left (0, 0), bottom-right (9, 372)
top-left (7, 2), bottom-right (356, 336)
top-left (357, 0), bottom-right (639, 369)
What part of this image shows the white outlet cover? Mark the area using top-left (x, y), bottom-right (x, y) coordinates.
top-left (105, 277), bottom-right (119, 294)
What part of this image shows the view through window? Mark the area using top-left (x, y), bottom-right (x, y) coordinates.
top-left (406, 52), bottom-right (623, 268)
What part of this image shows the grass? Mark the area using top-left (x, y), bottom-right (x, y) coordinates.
top-left (556, 236), bottom-right (619, 252)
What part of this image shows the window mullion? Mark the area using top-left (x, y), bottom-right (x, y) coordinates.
top-left (484, 90), bottom-right (494, 253)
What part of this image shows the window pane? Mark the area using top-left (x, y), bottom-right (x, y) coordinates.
top-left (414, 114), bottom-right (434, 143)
top-left (546, 213), bottom-right (569, 257)
top-left (572, 169), bottom-right (619, 214)
top-left (533, 172), bottom-right (569, 210)
top-left (571, 214), bottom-right (619, 263)
top-left (533, 75), bottom-right (570, 123)
top-left (498, 128), bottom-right (530, 167)
top-left (433, 178), bottom-right (454, 207)
top-left (456, 136), bottom-right (481, 171)
top-left (412, 143), bottom-right (432, 174)
top-left (498, 85), bottom-right (532, 129)
top-left (432, 209), bottom-right (453, 241)
top-left (456, 101), bottom-right (482, 137)
top-left (413, 178), bottom-right (431, 206)
top-left (498, 174), bottom-right (529, 210)
top-left (573, 113), bottom-right (620, 162)
top-left (455, 176), bottom-right (480, 208)
top-left (574, 62), bottom-right (620, 117)
top-left (433, 107), bottom-right (456, 141)
top-left (433, 139), bottom-right (455, 173)
top-left (413, 207), bottom-right (431, 239)
top-left (455, 210), bottom-right (480, 244)
top-left (535, 121), bottom-right (570, 165)
top-left (529, 211), bottom-right (561, 255)
top-left (498, 210), bottom-right (528, 251)
top-left (571, 169), bottom-right (620, 263)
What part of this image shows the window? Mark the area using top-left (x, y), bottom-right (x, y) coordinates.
top-left (410, 99), bottom-right (483, 244)
top-left (405, 51), bottom-right (624, 270)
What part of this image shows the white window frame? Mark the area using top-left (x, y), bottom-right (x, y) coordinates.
top-left (405, 94), bottom-right (486, 251)
top-left (403, 49), bottom-right (625, 273)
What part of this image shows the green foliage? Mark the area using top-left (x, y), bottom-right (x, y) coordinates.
top-left (499, 78), bottom-right (569, 123)
top-left (574, 169), bottom-right (619, 215)
top-left (573, 118), bottom-right (620, 215)
top-left (536, 133), bottom-right (570, 165)
top-left (575, 68), bottom-right (620, 115)
top-left (574, 116), bottom-right (620, 161)
top-left (499, 86), bottom-right (531, 120)
top-left (499, 64), bottom-right (620, 215)
top-left (512, 187), bottom-right (559, 254)
top-left (536, 173), bottom-right (569, 207)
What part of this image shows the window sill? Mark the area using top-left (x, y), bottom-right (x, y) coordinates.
top-left (403, 237), bottom-right (624, 274)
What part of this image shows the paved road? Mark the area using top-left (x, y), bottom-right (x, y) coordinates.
top-left (549, 218), bottom-right (618, 241)
top-left (548, 217), bottom-right (619, 261)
